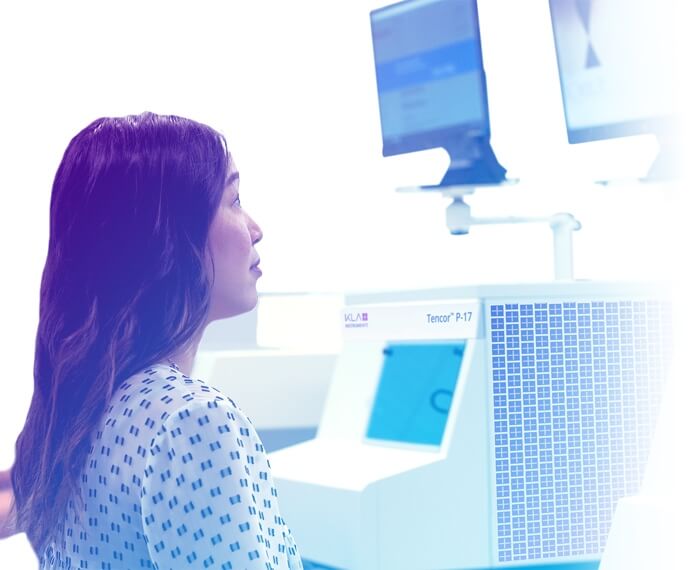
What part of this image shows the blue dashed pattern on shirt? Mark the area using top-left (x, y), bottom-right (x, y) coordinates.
top-left (39, 363), bottom-right (303, 570)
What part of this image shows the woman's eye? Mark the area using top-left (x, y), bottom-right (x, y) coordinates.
top-left (233, 196), bottom-right (241, 208)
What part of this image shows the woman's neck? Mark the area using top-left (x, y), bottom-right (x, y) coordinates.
top-left (166, 329), bottom-right (204, 376)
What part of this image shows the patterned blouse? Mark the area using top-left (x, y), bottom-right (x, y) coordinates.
top-left (39, 362), bottom-right (304, 570)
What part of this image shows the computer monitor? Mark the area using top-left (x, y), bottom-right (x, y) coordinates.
top-left (548, 0), bottom-right (679, 180)
top-left (370, 0), bottom-right (507, 186)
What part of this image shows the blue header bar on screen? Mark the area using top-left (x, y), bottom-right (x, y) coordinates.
top-left (375, 40), bottom-right (481, 93)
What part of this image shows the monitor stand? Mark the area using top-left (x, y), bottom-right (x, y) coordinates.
top-left (596, 129), bottom-right (683, 186)
top-left (439, 136), bottom-right (507, 187)
top-left (643, 130), bottom-right (683, 182)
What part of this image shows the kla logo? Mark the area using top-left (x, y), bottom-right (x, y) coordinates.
top-left (344, 312), bottom-right (369, 323)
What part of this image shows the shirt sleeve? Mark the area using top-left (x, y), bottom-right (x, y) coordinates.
top-left (140, 397), bottom-right (298, 570)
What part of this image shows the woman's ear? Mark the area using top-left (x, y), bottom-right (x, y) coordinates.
top-left (0, 470), bottom-right (10, 491)
top-left (0, 469), bottom-right (19, 539)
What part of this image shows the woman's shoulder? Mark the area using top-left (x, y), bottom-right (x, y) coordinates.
top-left (107, 363), bottom-right (253, 445)
top-left (117, 362), bottom-right (241, 408)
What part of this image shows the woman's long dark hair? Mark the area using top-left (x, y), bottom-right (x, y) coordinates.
top-left (11, 111), bottom-right (230, 552)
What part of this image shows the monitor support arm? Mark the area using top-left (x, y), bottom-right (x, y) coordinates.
top-left (398, 184), bottom-right (582, 281)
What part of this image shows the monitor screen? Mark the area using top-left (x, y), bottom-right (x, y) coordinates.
top-left (370, 0), bottom-right (490, 157)
top-left (549, 0), bottom-right (677, 144)
top-left (366, 341), bottom-right (465, 446)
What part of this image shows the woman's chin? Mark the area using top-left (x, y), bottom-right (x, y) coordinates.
top-left (209, 295), bottom-right (259, 322)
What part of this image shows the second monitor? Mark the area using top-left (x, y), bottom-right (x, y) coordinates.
top-left (548, 0), bottom-right (680, 180)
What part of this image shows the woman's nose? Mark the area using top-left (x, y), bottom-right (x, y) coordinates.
top-left (248, 215), bottom-right (263, 244)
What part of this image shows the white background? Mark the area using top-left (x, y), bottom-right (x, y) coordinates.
top-left (0, 0), bottom-right (692, 565)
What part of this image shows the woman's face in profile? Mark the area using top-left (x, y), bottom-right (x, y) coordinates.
top-left (206, 155), bottom-right (263, 321)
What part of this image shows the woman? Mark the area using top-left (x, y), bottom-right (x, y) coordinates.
top-left (8, 112), bottom-right (303, 569)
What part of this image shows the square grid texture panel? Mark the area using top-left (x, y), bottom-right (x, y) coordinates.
top-left (489, 299), bottom-right (672, 564)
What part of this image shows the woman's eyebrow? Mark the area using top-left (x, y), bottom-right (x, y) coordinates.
top-left (226, 170), bottom-right (240, 187)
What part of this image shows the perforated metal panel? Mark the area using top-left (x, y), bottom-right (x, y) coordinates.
top-left (489, 299), bottom-right (671, 563)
